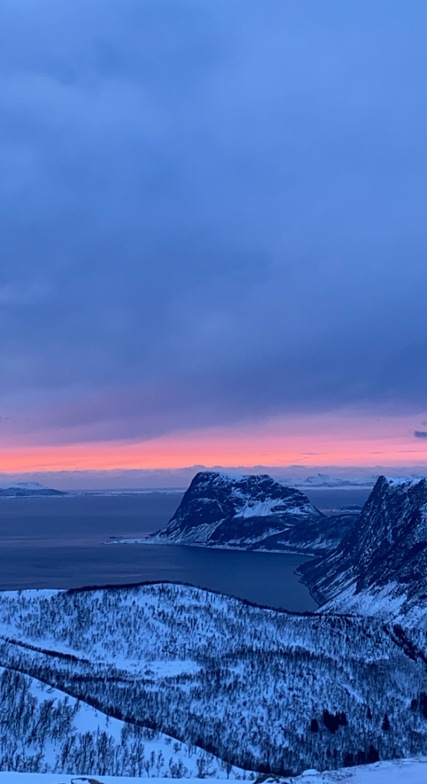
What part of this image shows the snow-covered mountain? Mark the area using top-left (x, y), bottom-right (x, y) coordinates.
top-left (296, 472), bottom-right (377, 488)
top-left (301, 476), bottom-right (427, 627)
top-left (148, 471), bottom-right (355, 553)
top-left (0, 481), bottom-right (65, 497)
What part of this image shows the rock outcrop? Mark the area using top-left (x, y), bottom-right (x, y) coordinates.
top-left (148, 471), bottom-right (354, 553)
top-left (300, 476), bottom-right (427, 626)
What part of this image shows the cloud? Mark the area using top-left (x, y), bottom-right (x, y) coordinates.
top-left (0, 283), bottom-right (52, 306)
top-left (414, 431), bottom-right (427, 439)
top-left (0, 1), bottom-right (427, 444)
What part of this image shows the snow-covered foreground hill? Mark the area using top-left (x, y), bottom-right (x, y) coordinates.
top-left (1, 757), bottom-right (427, 782)
top-left (0, 662), bottom-right (243, 778)
top-left (0, 583), bottom-right (426, 776)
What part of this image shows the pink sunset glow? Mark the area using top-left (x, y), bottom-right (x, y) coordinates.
top-left (1, 413), bottom-right (426, 473)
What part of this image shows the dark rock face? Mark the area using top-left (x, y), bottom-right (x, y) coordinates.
top-left (353, 477), bottom-right (427, 591)
top-left (148, 471), bottom-right (353, 553)
top-left (300, 476), bottom-right (427, 625)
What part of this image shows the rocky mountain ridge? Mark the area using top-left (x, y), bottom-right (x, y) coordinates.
top-left (148, 471), bottom-right (356, 553)
top-left (300, 476), bottom-right (427, 627)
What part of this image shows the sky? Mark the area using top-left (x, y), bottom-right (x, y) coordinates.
top-left (1, 1), bottom-right (427, 486)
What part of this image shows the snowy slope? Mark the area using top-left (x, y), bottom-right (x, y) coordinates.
top-left (0, 662), bottom-right (243, 778)
top-left (0, 583), bottom-right (426, 775)
top-left (1, 757), bottom-right (427, 782)
top-left (282, 758), bottom-right (427, 782)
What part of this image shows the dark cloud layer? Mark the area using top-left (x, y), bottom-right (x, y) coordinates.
top-left (1, 1), bottom-right (427, 443)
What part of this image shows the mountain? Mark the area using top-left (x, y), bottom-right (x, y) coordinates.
top-left (300, 476), bottom-right (427, 627)
top-left (147, 471), bottom-right (354, 553)
top-left (0, 481), bottom-right (65, 497)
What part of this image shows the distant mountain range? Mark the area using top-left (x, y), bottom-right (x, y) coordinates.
top-left (0, 482), bottom-right (65, 497)
top-left (294, 472), bottom-right (378, 488)
top-left (147, 471), bottom-right (358, 553)
top-left (5, 464), bottom-right (426, 491)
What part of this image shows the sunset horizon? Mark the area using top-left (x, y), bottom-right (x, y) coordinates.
top-left (1, 406), bottom-right (427, 488)
top-left (1, 408), bottom-right (427, 481)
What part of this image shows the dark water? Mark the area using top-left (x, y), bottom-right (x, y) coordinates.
top-left (0, 488), bottom-right (366, 611)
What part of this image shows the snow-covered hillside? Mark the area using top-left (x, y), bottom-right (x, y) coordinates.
top-left (0, 663), bottom-right (238, 777)
top-left (1, 757), bottom-right (427, 782)
top-left (148, 472), bottom-right (355, 553)
top-left (0, 583), bottom-right (426, 776)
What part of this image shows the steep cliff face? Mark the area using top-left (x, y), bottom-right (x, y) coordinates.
top-left (148, 471), bottom-right (353, 553)
top-left (300, 476), bottom-right (427, 626)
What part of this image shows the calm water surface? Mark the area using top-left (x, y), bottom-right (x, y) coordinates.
top-left (0, 490), bottom-right (364, 611)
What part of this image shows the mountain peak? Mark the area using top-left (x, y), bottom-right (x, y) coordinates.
top-left (302, 474), bottom-right (427, 626)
